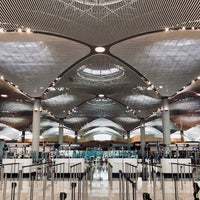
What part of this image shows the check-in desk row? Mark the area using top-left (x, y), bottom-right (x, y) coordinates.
top-left (0, 158), bottom-right (196, 178)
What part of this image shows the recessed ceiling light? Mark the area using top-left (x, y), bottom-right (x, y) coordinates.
top-left (165, 27), bottom-right (169, 32)
top-left (25, 28), bottom-right (31, 33)
top-left (147, 87), bottom-right (152, 91)
top-left (95, 46), bottom-right (105, 53)
top-left (17, 28), bottom-right (22, 33)
top-left (1, 94), bottom-right (8, 98)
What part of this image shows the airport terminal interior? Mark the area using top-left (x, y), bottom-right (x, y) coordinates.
top-left (0, 0), bottom-right (200, 199)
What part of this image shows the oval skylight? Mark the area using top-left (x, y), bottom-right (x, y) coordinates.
top-left (75, 0), bottom-right (122, 6)
top-left (77, 64), bottom-right (124, 82)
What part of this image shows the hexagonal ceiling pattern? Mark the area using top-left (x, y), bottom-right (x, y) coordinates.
top-left (0, 0), bottom-right (200, 144)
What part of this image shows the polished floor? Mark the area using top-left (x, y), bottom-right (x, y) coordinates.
top-left (0, 179), bottom-right (197, 200)
top-left (0, 163), bottom-right (198, 200)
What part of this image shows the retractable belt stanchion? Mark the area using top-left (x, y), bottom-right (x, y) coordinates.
top-left (119, 170), bottom-right (122, 200)
top-left (3, 173), bottom-right (7, 200)
top-left (11, 182), bottom-right (17, 200)
top-left (126, 175), bottom-right (129, 200)
top-left (180, 166), bottom-right (183, 190)
top-left (78, 175), bottom-right (81, 200)
top-left (63, 163), bottom-right (65, 181)
top-left (132, 181), bottom-right (136, 200)
top-left (127, 177), bottom-right (136, 200)
top-left (51, 166), bottom-right (55, 200)
top-left (60, 192), bottom-right (67, 200)
top-left (17, 170), bottom-right (23, 200)
top-left (161, 171), bottom-right (165, 200)
top-left (71, 182), bottom-right (76, 200)
top-left (108, 162), bottom-right (113, 189)
top-left (183, 165), bottom-right (186, 183)
top-left (171, 163), bottom-right (174, 181)
top-left (30, 173), bottom-right (35, 200)
top-left (174, 176), bottom-right (178, 200)
top-left (122, 171), bottom-right (125, 200)
top-left (0, 166), bottom-right (4, 190)
top-left (84, 170), bottom-right (89, 200)
top-left (85, 168), bottom-right (89, 200)
top-left (153, 171), bottom-right (156, 200)
top-left (143, 193), bottom-right (152, 200)
top-left (43, 172), bottom-right (47, 200)
top-left (193, 182), bottom-right (200, 200)
top-left (89, 166), bottom-right (92, 189)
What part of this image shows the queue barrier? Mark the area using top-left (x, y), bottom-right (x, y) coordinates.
top-left (108, 162), bottom-right (113, 189)
top-left (119, 170), bottom-right (136, 200)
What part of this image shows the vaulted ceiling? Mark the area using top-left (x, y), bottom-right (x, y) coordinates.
top-left (0, 0), bottom-right (200, 144)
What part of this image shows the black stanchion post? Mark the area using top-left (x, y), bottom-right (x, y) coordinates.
top-left (78, 175), bottom-right (82, 200)
top-left (132, 182), bottom-right (136, 200)
top-left (143, 192), bottom-right (152, 200)
top-left (174, 176), bottom-right (178, 200)
top-left (126, 176), bottom-right (129, 200)
top-left (142, 164), bottom-right (148, 181)
top-left (71, 182), bottom-right (77, 200)
top-left (11, 182), bottom-right (17, 200)
top-left (60, 192), bottom-right (67, 200)
top-left (193, 182), bottom-right (200, 200)
top-left (30, 172), bottom-right (35, 200)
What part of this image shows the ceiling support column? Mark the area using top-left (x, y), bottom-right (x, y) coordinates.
top-left (58, 120), bottom-right (64, 146)
top-left (140, 118), bottom-right (146, 159)
top-left (127, 131), bottom-right (130, 143)
top-left (21, 130), bottom-right (25, 143)
top-left (180, 130), bottom-right (184, 143)
top-left (32, 98), bottom-right (41, 161)
top-left (127, 131), bottom-right (130, 150)
top-left (162, 97), bottom-right (171, 157)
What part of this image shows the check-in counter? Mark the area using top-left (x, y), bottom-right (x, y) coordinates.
top-left (108, 158), bottom-right (138, 174)
top-left (2, 158), bottom-right (32, 173)
top-left (161, 158), bottom-right (192, 174)
top-left (55, 158), bottom-right (85, 173)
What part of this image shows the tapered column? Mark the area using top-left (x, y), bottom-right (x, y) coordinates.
top-left (127, 131), bottom-right (130, 143)
top-left (74, 131), bottom-right (78, 144)
top-left (32, 98), bottom-right (41, 156)
top-left (58, 120), bottom-right (64, 145)
top-left (140, 118), bottom-right (145, 159)
top-left (126, 131), bottom-right (130, 150)
top-left (21, 130), bottom-right (25, 143)
top-left (162, 97), bottom-right (171, 156)
top-left (180, 130), bottom-right (184, 142)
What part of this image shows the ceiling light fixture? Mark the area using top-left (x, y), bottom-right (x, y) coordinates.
top-left (165, 28), bottom-right (169, 32)
top-left (1, 94), bottom-right (8, 98)
top-left (95, 46), bottom-right (105, 53)
top-left (17, 28), bottom-right (22, 33)
top-left (25, 28), bottom-right (32, 33)
top-left (98, 94), bottom-right (105, 98)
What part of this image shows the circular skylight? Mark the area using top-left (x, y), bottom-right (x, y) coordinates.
top-left (77, 64), bottom-right (124, 82)
top-left (95, 47), bottom-right (105, 53)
